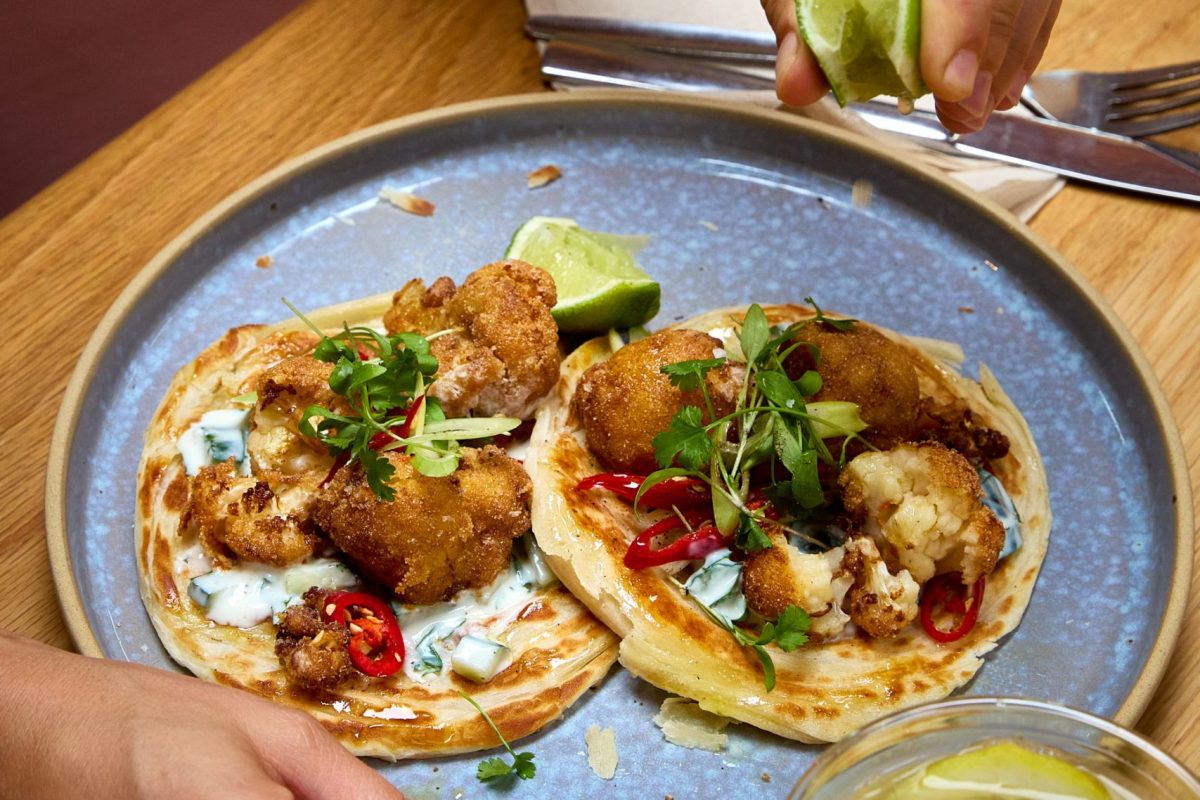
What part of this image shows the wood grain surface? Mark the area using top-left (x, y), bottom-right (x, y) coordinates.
top-left (1, 0), bottom-right (1197, 773)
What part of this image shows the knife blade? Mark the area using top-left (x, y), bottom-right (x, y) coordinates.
top-left (527, 14), bottom-right (776, 64)
top-left (541, 40), bottom-right (1200, 204)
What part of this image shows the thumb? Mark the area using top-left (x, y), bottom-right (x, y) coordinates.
top-left (919, 0), bottom-right (993, 102)
top-left (262, 714), bottom-right (405, 800)
top-left (761, 0), bottom-right (829, 106)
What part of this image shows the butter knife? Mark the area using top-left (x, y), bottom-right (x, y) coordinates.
top-left (541, 40), bottom-right (1200, 204)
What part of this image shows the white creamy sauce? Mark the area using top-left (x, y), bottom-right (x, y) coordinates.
top-left (683, 548), bottom-right (747, 626)
top-left (188, 558), bottom-right (359, 628)
top-left (178, 408), bottom-right (252, 476)
top-left (395, 534), bottom-right (555, 683)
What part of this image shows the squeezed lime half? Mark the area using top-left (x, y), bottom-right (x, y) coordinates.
top-left (796, 0), bottom-right (926, 105)
top-left (882, 741), bottom-right (1111, 799)
top-left (505, 216), bottom-right (660, 333)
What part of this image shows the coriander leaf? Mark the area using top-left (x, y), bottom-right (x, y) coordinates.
top-left (804, 296), bottom-right (856, 331)
top-left (512, 751), bottom-right (537, 780)
top-left (661, 357), bottom-right (726, 391)
top-left (477, 757), bottom-right (514, 782)
top-left (736, 513), bottom-right (772, 552)
top-left (459, 692), bottom-right (538, 784)
top-left (739, 304), bottom-right (770, 365)
top-left (773, 605), bottom-right (812, 651)
top-left (359, 445), bottom-right (395, 502)
top-left (795, 369), bottom-right (823, 396)
top-left (346, 362), bottom-right (388, 394)
top-left (652, 406), bottom-right (712, 470)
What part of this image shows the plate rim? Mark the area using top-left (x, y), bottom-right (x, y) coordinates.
top-left (45, 89), bottom-right (1194, 728)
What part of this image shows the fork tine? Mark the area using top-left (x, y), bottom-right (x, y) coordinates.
top-left (1108, 59), bottom-right (1200, 89)
top-left (1114, 75), bottom-right (1200, 104)
top-left (1108, 106), bottom-right (1200, 137)
top-left (1109, 89), bottom-right (1200, 121)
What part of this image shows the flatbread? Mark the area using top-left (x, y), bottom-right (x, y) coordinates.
top-left (526, 304), bottom-right (1050, 743)
top-left (136, 294), bottom-right (618, 760)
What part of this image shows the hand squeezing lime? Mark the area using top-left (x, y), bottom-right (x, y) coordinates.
top-left (796, 0), bottom-right (927, 105)
top-left (506, 217), bottom-right (660, 333)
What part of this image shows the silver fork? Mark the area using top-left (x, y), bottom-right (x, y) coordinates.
top-left (1022, 59), bottom-right (1200, 137)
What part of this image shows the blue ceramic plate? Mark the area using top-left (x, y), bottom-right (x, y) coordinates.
top-left (47, 93), bottom-right (1191, 798)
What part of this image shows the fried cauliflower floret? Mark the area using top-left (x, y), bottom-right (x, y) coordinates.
top-left (785, 321), bottom-right (921, 448)
top-left (312, 446), bottom-right (530, 605)
top-left (247, 355), bottom-right (344, 476)
top-left (840, 442), bottom-right (1005, 585)
top-left (274, 588), bottom-right (357, 692)
top-left (842, 536), bottom-right (920, 639)
top-left (742, 528), bottom-right (852, 640)
top-left (183, 461), bottom-right (321, 567)
top-left (383, 260), bottom-right (560, 419)
top-left (573, 329), bottom-right (740, 473)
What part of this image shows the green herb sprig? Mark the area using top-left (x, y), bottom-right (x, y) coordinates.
top-left (647, 300), bottom-right (866, 687)
top-left (459, 692), bottom-right (537, 783)
top-left (284, 299), bottom-right (518, 500)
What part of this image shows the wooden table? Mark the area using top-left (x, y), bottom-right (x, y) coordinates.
top-left (2, 0), bottom-right (1197, 772)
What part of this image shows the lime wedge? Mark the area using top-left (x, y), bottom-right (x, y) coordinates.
top-left (505, 216), bottom-right (660, 333)
top-left (885, 741), bottom-right (1111, 799)
top-left (796, 0), bottom-right (926, 105)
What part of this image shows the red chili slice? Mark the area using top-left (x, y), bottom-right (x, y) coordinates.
top-left (624, 510), bottom-right (728, 569)
top-left (320, 590), bottom-right (405, 677)
top-left (576, 472), bottom-right (711, 510)
top-left (919, 573), bottom-right (986, 644)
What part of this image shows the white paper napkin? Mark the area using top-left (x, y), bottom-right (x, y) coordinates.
top-left (526, 0), bottom-right (1064, 222)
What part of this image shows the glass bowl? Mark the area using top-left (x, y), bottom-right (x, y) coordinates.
top-left (789, 697), bottom-right (1200, 799)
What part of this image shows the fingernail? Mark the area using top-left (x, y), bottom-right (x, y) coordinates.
top-left (961, 70), bottom-right (994, 118)
top-left (943, 50), bottom-right (979, 98)
top-left (778, 31), bottom-right (799, 77)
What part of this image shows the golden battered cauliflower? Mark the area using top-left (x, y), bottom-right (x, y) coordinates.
top-left (183, 461), bottom-right (321, 567)
top-left (742, 528), bottom-right (852, 640)
top-left (842, 536), bottom-right (920, 638)
top-left (383, 260), bottom-right (560, 419)
top-left (247, 355), bottom-right (343, 477)
top-left (311, 445), bottom-right (530, 604)
top-left (573, 329), bottom-right (741, 473)
top-left (839, 442), bottom-right (1005, 585)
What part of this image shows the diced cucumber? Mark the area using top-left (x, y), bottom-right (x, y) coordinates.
top-left (451, 636), bottom-right (511, 683)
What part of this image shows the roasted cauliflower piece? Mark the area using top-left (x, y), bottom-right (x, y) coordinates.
top-left (274, 588), bottom-right (357, 692)
top-left (183, 461), bottom-right (321, 567)
top-left (247, 355), bottom-right (343, 476)
top-left (573, 329), bottom-right (740, 473)
top-left (311, 446), bottom-right (530, 605)
top-left (383, 260), bottom-right (560, 419)
top-left (784, 321), bottom-right (921, 448)
top-left (741, 528), bottom-right (852, 640)
top-left (839, 442), bottom-right (1005, 585)
top-left (842, 536), bottom-right (920, 639)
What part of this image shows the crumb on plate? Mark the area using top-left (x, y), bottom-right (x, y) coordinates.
top-left (585, 724), bottom-right (618, 780)
top-left (379, 187), bottom-right (435, 217)
top-left (527, 164), bottom-right (562, 189)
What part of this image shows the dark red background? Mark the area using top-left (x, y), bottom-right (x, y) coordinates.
top-left (0, 0), bottom-right (301, 218)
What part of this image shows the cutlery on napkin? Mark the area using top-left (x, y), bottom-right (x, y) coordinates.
top-left (524, 0), bottom-right (1065, 221)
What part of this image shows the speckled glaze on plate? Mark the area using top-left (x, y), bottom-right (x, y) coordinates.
top-left (47, 93), bottom-right (1191, 798)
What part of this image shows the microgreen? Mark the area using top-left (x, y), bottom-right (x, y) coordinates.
top-left (661, 357), bottom-right (726, 391)
top-left (459, 692), bottom-right (537, 783)
top-left (284, 298), bottom-right (518, 500)
top-left (803, 296), bottom-right (856, 331)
